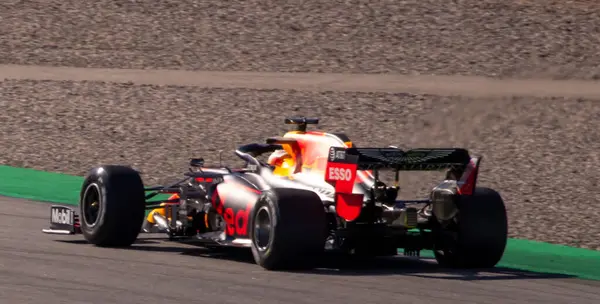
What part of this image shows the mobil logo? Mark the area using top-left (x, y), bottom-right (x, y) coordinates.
top-left (51, 207), bottom-right (73, 225)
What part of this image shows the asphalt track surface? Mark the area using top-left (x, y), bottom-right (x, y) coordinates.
top-left (1, 196), bottom-right (599, 304)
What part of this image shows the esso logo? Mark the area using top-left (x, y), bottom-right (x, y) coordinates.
top-left (328, 167), bottom-right (353, 181)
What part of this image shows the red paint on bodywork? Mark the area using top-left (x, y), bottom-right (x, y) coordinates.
top-left (288, 131), bottom-right (334, 172)
top-left (324, 161), bottom-right (358, 194)
top-left (211, 181), bottom-right (261, 237)
top-left (324, 157), bottom-right (364, 221)
top-left (233, 203), bottom-right (252, 236)
top-left (457, 157), bottom-right (481, 195)
top-left (211, 189), bottom-right (224, 214)
top-left (224, 208), bottom-right (235, 235)
top-left (335, 193), bottom-right (364, 222)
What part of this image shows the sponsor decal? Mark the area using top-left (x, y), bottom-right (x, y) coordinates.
top-left (223, 203), bottom-right (251, 237)
top-left (212, 183), bottom-right (257, 237)
top-left (327, 167), bottom-right (353, 181)
top-left (325, 146), bottom-right (358, 194)
top-left (51, 207), bottom-right (73, 225)
top-left (325, 162), bottom-right (357, 194)
top-left (328, 147), bottom-right (346, 162)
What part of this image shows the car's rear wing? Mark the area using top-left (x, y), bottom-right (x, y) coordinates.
top-left (334, 147), bottom-right (472, 171)
top-left (324, 146), bottom-right (481, 221)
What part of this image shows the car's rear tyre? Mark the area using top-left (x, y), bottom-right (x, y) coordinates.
top-left (79, 165), bottom-right (146, 247)
top-left (249, 188), bottom-right (328, 270)
top-left (433, 187), bottom-right (508, 268)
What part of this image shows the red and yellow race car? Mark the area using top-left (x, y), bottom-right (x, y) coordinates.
top-left (43, 117), bottom-right (508, 271)
top-left (144, 117), bottom-right (378, 230)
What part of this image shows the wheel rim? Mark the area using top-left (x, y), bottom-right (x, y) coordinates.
top-left (253, 206), bottom-right (272, 251)
top-left (82, 183), bottom-right (102, 228)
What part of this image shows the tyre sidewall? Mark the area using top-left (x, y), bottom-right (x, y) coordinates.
top-left (249, 191), bottom-right (281, 267)
top-left (79, 171), bottom-right (110, 242)
top-left (249, 188), bottom-right (327, 270)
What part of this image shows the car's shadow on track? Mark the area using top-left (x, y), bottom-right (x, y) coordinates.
top-left (57, 238), bottom-right (575, 282)
top-left (190, 247), bottom-right (575, 281)
top-left (303, 255), bottom-right (574, 282)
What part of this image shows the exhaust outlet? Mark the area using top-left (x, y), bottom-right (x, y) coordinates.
top-left (430, 180), bottom-right (459, 222)
top-left (153, 213), bottom-right (171, 233)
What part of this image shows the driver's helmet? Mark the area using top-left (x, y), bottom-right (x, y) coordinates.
top-left (267, 149), bottom-right (295, 176)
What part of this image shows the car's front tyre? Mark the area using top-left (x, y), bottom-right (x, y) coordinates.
top-left (79, 165), bottom-right (146, 247)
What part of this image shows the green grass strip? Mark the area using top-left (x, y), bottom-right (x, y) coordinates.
top-left (499, 238), bottom-right (600, 281)
top-left (0, 165), bottom-right (82, 205)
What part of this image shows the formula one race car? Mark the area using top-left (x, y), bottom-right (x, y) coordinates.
top-left (43, 117), bottom-right (508, 270)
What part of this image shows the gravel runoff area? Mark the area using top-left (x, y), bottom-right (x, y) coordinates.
top-left (1, 79), bottom-right (599, 250)
top-left (1, 0), bottom-right (600, 79)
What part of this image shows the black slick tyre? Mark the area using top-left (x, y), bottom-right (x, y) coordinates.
top-left (79, 165), bottom-right (146, 247)
top-left (249, 188), bottom-right (328, 270)
top-left (433, 187), bottom-right (508, 269)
